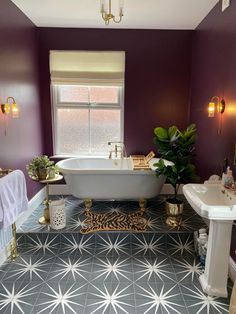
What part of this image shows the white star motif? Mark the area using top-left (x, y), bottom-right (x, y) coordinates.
top-left (137, 283), bottom-right (184, 314)
top-left (183, 284), bottom-right (229, 313)
top-left (0, 282), bottom-right (40, 314)
top-left (67, 216), bottom-right (87, 230)
top-left (61, 234), bottom-right (94, 255)
top-left (97, 234), bottom-right (129, 255)
top-left (25, 234), bottom-right (59, 254)
top-left (106, 204), bottom-right (122, 213)
top-left (37, 283), bottom-right (86, 314)
top-left (172, 257), bottom-right (202, 282)
top-left (134, 257), bottom-right (174, 281)
top-left (49, 256), bottom-right (91, 280)
top-left (5, 256), bottom-right (52, 281)
top-left (92, 257), bottom-right (131, 281)
top-left (133, 234), bottom-right (166, 255)
top-left (146, 217), bottom-right (162, 230)
top-left (173, 217), bottom-right (193, 231)
top-left (88, 283), bottom-right (133, 314)
top-left (168, 234), bottom-right (194, 256)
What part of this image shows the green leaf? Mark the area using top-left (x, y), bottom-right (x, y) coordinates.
top-left (168, 126), bottom-right (178, 138)
top-left (154, 127), bottom-right (168, 140)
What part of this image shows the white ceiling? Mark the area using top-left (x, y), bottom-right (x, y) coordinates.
top-left (10, 0), bottom-right (219, 30)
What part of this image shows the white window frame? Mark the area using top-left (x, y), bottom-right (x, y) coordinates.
top-left (51, 84), bottom-right (124, 157)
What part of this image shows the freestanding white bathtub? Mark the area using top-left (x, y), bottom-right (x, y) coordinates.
top-left (57, 157), bottom-right (169, 200)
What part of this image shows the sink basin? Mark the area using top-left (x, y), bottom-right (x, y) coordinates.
top-left (183, 183), bottom-right (235, 298)
top-left (183, 183), bottom-right (236, 220)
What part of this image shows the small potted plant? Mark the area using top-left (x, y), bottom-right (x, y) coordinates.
top-left (26, 155), bottom-right (57, 180)
top-left (153, 124), bottom-right (199, 226)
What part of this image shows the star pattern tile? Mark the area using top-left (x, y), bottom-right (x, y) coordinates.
top-left (135, 283), bottom-right (185, 314)
top-left (86, 283), bottom-right (135, 314)
top-left (0, 195), bottom-right (231, 313)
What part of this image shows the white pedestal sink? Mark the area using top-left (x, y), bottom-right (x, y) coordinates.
top-left (183, 183), bottom-right (236, 297)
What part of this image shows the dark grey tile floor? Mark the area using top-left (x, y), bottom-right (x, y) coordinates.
top-left (0, 195), bottom-right (232, 313)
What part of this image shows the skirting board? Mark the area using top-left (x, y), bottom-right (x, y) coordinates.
top-left (0, 186), bottom-right (46, 266)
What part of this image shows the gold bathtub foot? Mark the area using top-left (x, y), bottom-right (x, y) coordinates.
top-left (139, 198), bottom-right (147, 215)
top-left (10, 223), bottom-right (18, 261)
top-left (84, 199), bottom-right (93, 215)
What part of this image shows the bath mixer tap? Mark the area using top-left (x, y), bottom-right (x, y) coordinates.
top-left (108, 141), bottom-right (126, 159)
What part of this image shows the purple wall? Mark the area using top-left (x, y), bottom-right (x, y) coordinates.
top-left (37, 28), bottom-right (193, 156)
top-left (0, 0), bottom-right (43, 199)
top-left (190, 2), bottom-right (236, 180)
top-left (190, 2), bottom-right (236, 260)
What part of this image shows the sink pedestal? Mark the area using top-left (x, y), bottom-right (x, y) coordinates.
top-left (183, 183), bottom-right (236, 297)
top-left (199, 219), bottom-right (232, 297)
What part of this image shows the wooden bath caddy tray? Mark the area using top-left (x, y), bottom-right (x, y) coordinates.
top-left (131, 151), bottom-right (155, 170)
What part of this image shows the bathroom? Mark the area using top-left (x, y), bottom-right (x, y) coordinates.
top-left (0, 0), bottom-right (236, 313)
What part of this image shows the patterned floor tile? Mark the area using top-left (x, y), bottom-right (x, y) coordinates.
top-left (0, 195), bottom-right (232, 313)
top-left (0, 280), bottom-right (42, 313)
top-left (86, 282), bottom-right (135, 314)
top-left (33, 281), bottom-right (87, 314)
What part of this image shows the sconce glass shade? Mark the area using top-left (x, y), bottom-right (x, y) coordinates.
top-left (1, 97), bottom-right (19, 118)
top-left (11, 102), bottom-right (19, 118)
top-left (208, 102), bottom-right (215, 117)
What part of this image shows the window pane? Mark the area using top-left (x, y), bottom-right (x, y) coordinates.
top-left (57, 108), bottom-right (89, 154)
top-left (90, 109), bottom-right (121, 154)
top-left (90, 86), bottom-right (119, 103)
top-left (59, 86), bottom-right (88, 103)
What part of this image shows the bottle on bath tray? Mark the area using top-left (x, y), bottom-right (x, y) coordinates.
top-left (223, 166), bottom-right (235, 190)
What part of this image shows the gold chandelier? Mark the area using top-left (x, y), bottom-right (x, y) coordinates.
top-left (100, 0), bottom-right (124, 25)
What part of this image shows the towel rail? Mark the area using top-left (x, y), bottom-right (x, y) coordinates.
top-left (0, 168), bottom-right (18, 261)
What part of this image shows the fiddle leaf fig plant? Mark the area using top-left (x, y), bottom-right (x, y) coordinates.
top-left (153, 124), bottom-right (199, 201)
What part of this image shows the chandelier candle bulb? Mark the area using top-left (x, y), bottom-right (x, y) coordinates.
top-left (119, 0), bottom-right (124, 14)
top-left (100, 0), bottom-right (107, 13)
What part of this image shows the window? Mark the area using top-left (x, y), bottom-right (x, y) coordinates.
top-left (52, 84), bottom-right (123, 156)
top-left (50, 50), bottom-right (125, 156)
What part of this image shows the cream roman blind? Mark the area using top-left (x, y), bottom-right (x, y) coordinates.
top-left (50, 50), bottom-right (125, 86)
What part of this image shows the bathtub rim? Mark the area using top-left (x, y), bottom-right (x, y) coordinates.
top-left (56, 157), bottom-right (172, 175)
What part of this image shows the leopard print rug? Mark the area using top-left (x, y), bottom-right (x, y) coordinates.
top-left (80, 210), bottom-right (148, 234)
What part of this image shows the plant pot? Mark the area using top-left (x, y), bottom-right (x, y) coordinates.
top-left (165, 197), bottom-right (183, 227)
top-left (36, 168), bottom-right (49, 180)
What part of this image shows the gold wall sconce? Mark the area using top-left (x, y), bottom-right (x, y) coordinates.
top-left (208, 96), bottom-right (226, 118)
top-left (1, 97), bottom-right (19, 118)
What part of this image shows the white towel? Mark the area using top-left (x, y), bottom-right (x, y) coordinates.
top-left (0, 170), bottom-right (28, 229)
